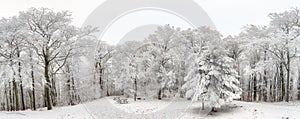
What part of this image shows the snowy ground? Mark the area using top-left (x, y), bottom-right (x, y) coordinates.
top-left (0, 97), bottom-right (299, 119)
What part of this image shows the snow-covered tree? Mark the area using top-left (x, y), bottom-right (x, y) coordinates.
top-left (94, 41), bottom-right (113, 97)
top-left (145, 25), bottom-right (181, 100)
top-left (0, 16), bottom-right (27, 111)
top-left (268, 8), bottom-right (300, 102)
top-left (19, 7), bottom-right (97, 110)
top-left (183, 27), bottom-right (242, 111)
top-left (112, 41), bottom-right (141, 100)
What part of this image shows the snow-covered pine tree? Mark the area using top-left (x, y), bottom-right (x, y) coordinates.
top-left (183, 28), bottom-right (242, 111)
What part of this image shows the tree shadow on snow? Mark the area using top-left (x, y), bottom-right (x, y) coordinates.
top-left (187, 103), bottom-right (243, 117)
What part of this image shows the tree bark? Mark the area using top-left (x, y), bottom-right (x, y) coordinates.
top-left (44, 60), bottom-right (52, 110)
top-left (263, 50), bottom-right (268, 101)
top-left (51, 76), bottom-right (57, 106)
top-left (19, 80), bottom-right (25, 110)
top-left (67, 77), bottom-right (73, 105)
top-left (13, 77), bottom-right (19, 111)
top-left (158, 88), bottom-right (162, 100)
top-left (201, 98), bottom-right (205, 110)
top-left (298, 65), bottom-right (300, 100)
top-left (286, 50), bottom-right (290, 102)
top-left (97, 62), bottom-right (105, 97)
top-left (71, 75), bottom-right (77, 104)
top-left (134, 77), bottom-right (137, 101)
top-left (18, 56), bottom-right (25, 110)
top-left (66, 63), bottom-right (76, 105)
top-left (9, 82), bottom-right (12, 111)
top-left (247, 79), bottom-right (251, 102)
top-left (253, 74), bottom-right (257, 101)
top-left (280, 62), bottom-right (285, 101)
top-left (31, 64), bottom-right (36, 110)
top-left (5, 84), bottom-right (9, 111)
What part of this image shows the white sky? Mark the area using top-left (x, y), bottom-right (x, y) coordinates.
top-left (0, 0), bottom-right (299, 37)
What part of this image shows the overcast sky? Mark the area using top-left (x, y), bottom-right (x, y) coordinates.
top-left (0, 0), bottom-right (299, 37)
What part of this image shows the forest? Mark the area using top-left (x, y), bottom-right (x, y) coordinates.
top-left (0, 7), bottom-right (300, 113)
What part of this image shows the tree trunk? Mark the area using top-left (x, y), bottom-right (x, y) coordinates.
top-left (9, 82), bottom-right (13, 111)
top-left (247, 79), bottom-right (251, 102)
top-left (72, 76), bottom-right (77, 102)
top-left (211, 107), bottom-right (217, 112)
top-left (99, 68), bottom-right (103, 89)
top-left (31, 65), bottom-right (36, 110)
top-left (66, 63), bottom-right (76, 105)
top-left (269, 77), bottom-right (273, 102)
top-left (286, 51), bottom-right (290, 102)
top-left (134, 78), bottom-right (137, 101)
top-left (290, 77), bottom-right (293, 101)
top-left (13, 78), bottom-right (19, 111)
top-left (106, 76), bottom-right (109, 96)
top-left (298, 66), bottom-right (300, 100)
top-left (263, 50), bottom-right (268, 101)
top-left (158, 88), bottom-right (163, 100)
top-left (51, 76), bottom-right (57, 106)
top-left (253, 74), bottom-right (257, 101)
top-left (67, 77), bottom-right (73, 105)
top-left (280, 62), bottom-right (285, 101)
top-left (298, 79), bottom-right (300, 100)
top-left (12, 84), bottom-right (15, 111)
top-left (273, 79), bottom-right (277, 102)
top-left (44, 60), bottom-right (52, 110)
top-left (201, 98), bottom-right (205, 110)
top-left (275, 64), bottom-right (280, 102)
top-left (18, 51), bottom-right (25, 110)
top-left (71, 76), bottom-right (76, 105)
top-left (5, 84), bottom-right (9, 111)
top-left (19, 80), bottom-right (25, 110)
top-left (98, 62), bottom-right (104, 97)
top-left (258, 75), bottom-right (262, 101)
top-left (273, 73), bottom-right (277, 101)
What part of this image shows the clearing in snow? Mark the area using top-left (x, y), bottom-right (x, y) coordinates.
top-left (0, 97), bottom-right (299, 119)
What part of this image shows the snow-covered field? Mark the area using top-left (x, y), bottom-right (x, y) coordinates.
top-left (0, 97), bottom-right (299, 119)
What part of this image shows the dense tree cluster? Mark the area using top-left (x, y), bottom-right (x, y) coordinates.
top-left (0, 8), bottom-right (97, 111)
top-left (0, 7), bottom-right (300, 112)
